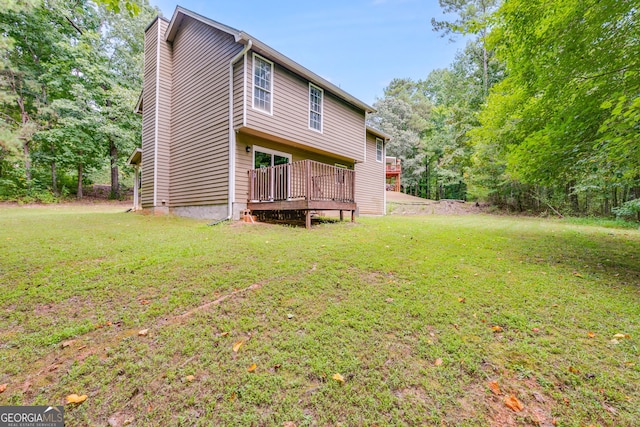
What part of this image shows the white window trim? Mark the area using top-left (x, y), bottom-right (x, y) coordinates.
top-left (252, 145), bottom-right (292, 167)
top-left (252, 53), bottom-right (274, 116)
top-left (376, 138), bottom-right (383, 163)
top-left (308, 83), bottom-right (323, 133)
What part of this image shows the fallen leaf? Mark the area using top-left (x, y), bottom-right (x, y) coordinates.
top-left (138, 329), bottom-right (148, 336)
top-left (492, 325), bottom-right (503, 332)
top-left (66, 394), bottom-right (88, 404)
top-left (232, 341), bottom-right (244, 352)
top-left (229, 391), bottom-right (236, 401)
top-left (220, 331), bottom-right (229, 337)
top-left (488, 381), bottom-right (501, 395)
top-left (332, 373), bottom-right (345, 383)
top-left (61, 339), bottom-right (76, 348)
top-left (587, 331), bottom-right (596, 338)
top-left (287, 313), bottom-right (294, 319)
top-left (610, 339), bottom-right (619, 345)
top-left (532, 327), bottom-right (540, 333)
top-left (385, 298), bottom-right (394, 303)
top-left (573, 272), bottom-right (583, 277)
top-left (569, 366), bottom-right (580, 374)
top-left (274, 364), bottom-right (282, 370)
top-left (283, 422), bottom-right (297, 427)
top-left (140, 299), bottom-right (150, 305)
top-left (613, 333), bottom-right (630, 339)
top-left (504, 395), bottom-right (524, 412)
top-left (185, 375), bottom-right (195, 382)
top-left (434, 358), bottom-right (443, 366)
top-left (247, 363), bottom-right (257, 372)
top-left (458, 298), bottom-right (466, 303)
top-left (0, 384), bottom-right (7, 393)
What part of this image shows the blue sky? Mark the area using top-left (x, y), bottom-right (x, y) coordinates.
top-left (148, 0), bottom-right (469, 106)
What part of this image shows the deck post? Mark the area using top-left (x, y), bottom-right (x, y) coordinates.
top-left (305, 210), bottom-right (311, 229)
top-left (339, 210), bottom-right (343, 221)
top-left (351, 210), bottom-right (355, 222)
top-left (305, 160), bottom-right (312, 201)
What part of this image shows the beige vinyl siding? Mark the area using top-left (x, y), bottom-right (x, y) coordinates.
top-left (141, 18), bottom-right (171, 208)
top-left (245, 55), bottom-right (365, 162)
top-left (233, 57), bottom-right (244, 127)
top-left (355, 132), bottom-right (385, 215)
top-left (169, 16), bottom-right (243, 207)
top-left (235, 132), bottom-right (354, 203)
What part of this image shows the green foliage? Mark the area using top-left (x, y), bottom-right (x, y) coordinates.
top-left (469, 0), bottom-right (640, 216)
top-left (612, 199), bottom-right (640, 221)
top-left (0, 0), bottom-right (155, 200)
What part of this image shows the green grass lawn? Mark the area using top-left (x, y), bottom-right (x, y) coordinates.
top-left (0, 205), bottom-right (638, 426)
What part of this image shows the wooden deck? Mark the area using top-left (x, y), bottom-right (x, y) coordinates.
top-left (385, 156), bottom-right (401, 192)
top-left (247, 159), bottom-right (356, 228)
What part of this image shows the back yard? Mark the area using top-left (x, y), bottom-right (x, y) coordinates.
top-left (0, 205), bottom-right (638, 426)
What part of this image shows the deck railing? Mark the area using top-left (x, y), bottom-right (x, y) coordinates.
top-left (386, 159), bottom-right (401, 174)
top-left (248, 159), bottom-right (355, 203)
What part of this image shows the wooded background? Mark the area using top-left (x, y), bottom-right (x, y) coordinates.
top-left (1, 0), bottom-right (638, 219)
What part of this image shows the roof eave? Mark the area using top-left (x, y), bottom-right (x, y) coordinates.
top-left (127, 148), bottom-right (142, 165)
top-left (366, 126), bottom-right (391, 140)
top-left (134, 89), bottom-right (143, 114)
top-left (166, 7), bottom-right (242, 43)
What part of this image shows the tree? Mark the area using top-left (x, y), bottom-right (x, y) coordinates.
top-left (0, 0), bottom-right (154, 200)
top-left (432, 0), bottom-right (501, 96)
top-left (469, 0), bottom-right (640, 215)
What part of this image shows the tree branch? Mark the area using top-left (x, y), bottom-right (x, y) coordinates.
top-left (65, 15), bottom-right (83, 35)
top-left (576, 66), bottom-right (638, 81)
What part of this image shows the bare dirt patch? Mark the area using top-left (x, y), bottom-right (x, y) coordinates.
top-left (386, 191), bottom-right (487, 215)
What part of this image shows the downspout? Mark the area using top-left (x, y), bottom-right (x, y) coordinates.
top-left (153, 20), bottom-right (161, 207)
top-left (227, 39), bottom-right (252, 220)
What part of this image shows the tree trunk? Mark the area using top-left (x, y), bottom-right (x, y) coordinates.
top-left (567, 181), bottom-right (579, 213)
top-left (16, 96), bottom-right (32, 183)
top-left (77, 163), bottom-right (83, 199)
top-left (23, 141), bottom-right (31, 182)
top-left (51, 160), bottom-right (58, 196)
top-left (109, 139), bottom-right (120, 199)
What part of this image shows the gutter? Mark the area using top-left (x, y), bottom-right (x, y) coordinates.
top-left (228, 39), bottom-right (253, 220)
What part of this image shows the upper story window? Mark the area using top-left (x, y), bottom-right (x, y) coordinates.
top-left (309, 83), bottom-right (323, 132)
top-left (376, 138), bottom-right (383, 162)
top-left (253, 54), bottom-right (273, 114)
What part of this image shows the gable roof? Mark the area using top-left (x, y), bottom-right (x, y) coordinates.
top-left (164, 6), bottom-right (375, 113)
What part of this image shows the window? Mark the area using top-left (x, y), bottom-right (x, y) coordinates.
top-left (309, 84), bottom-right (323, 132)
top-left (253, 54), bottom-right (273, 114)
top-left (376, 138), bottom-right (383, 162)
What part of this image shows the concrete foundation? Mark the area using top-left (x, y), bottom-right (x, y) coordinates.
top-left (170, 204), bottom-right (227, 220)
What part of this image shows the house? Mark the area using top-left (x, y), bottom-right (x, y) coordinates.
top-left (130, 6), bottom-right (390, 227)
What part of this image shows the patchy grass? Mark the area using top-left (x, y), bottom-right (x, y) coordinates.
top-left (0, 206), bottom-right (639, 426)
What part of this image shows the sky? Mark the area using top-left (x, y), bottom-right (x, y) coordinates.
top-left (148, 0), bottom-right (470, 106)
